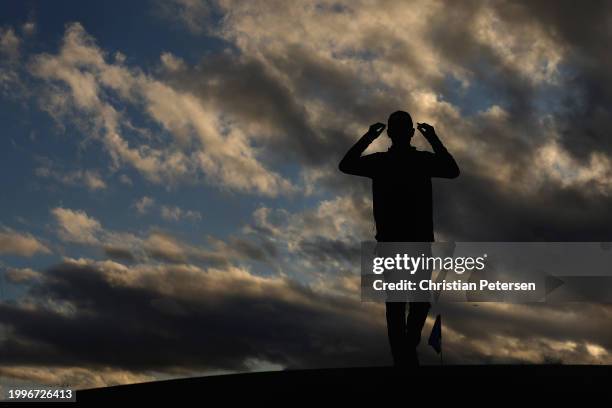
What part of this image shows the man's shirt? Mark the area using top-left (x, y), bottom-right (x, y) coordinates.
top-left (340, 142), bottom-right (459, 242)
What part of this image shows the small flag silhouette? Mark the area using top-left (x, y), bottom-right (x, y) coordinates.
top-left (428, 314), bottom-right (442, 354)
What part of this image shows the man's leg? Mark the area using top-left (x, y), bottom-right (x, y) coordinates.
top-left (406, 302), bottom-right (431, 365)
top-left (385, 301), bottom-right (407, 366)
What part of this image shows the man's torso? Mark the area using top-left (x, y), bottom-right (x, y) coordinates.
top-left (369, 149), bottom-right (434, 242)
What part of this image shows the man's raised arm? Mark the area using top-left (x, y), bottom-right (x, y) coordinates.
top-left (417, 122), bottom-right (460, 179)
top-left (338, 123), bottom-right (385, 177)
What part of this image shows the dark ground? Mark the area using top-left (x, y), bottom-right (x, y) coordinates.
top-left (76, 365), bottom-right (612, 403)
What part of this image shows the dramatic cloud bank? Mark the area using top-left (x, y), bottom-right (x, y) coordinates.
top-left (1, 0), bottom-right (612, 389)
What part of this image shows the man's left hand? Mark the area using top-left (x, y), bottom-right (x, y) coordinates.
top-left (416, 122), bottom-right (437, 140)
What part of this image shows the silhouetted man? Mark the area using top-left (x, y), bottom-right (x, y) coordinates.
top-left (339, 110), bottom-right (459, 367)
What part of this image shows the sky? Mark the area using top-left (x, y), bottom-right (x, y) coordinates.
top-left (1, 0), bottom-right (612, 389)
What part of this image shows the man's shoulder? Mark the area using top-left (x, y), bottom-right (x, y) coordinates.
top-left (407, 149), bottom-right (435, 161)
top-left (366, 149), bottom-right (433, 162)
top-left (413, 148), bottom-right (434, 156)
top-left (364, 151), bottom-right (386, 157)
top-left (361, 151), bottom-right (386, 161)
top-left (385, 148), bottom-right (434, 158)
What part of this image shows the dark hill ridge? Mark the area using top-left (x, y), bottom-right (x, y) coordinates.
top-left (77, 365), bottom-right (611, 402)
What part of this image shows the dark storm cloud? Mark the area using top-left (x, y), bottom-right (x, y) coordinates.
top-left (1, 259), bottom-right (609, 373)
top-left (432, 171), bottom-right (612, 241)
top-left (0, 260), bottom-right (389, 371)
top-left (438, 302), bottom-right (612, 364)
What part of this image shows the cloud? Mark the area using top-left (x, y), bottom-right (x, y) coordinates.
top-left (51, 207), bottom-right (103, 245)
top-left (239, 195), bottom-right (379, 298)
top-left (0, 25), bottom-right (25, 97)
top-left (160, 205), bottom-right (202, 222)
top-left (4, 267), bottom-right (43, 283)
top-left (0, 257), bottom-right (387, 378)
top-left (435, 302), bottom-right (612, 365)
top-left (159, 52), bottom-right (185, 72)
top-left (48, 206), bottom-right (272, 267)
top-left (118, 174), bottom-right (133, 186)
top-left (154, 0), bottom-right (215, 34)
top-left (208, 0), bottom-right (612, 242)
top-left (143, 231), bottom-right (273, 266)
top-left (247, 195), bottom-right (373, 270)
top-left (133, 196), bottom-right (155, 215)
top-left (3, 0), bottom-right (612, 387)
top-left (1, 255), bottom-right (609, 389)
top-left (28, 23), bottom-right (294, 196)
top-left (0, 366), bottom-right (154, 390)
top-left (35, 165), bottom-right (107, 191)
top-left (49, 207), bottom-right (149, 262)
top-left (133, 196), bottom-right (202, 222)
top-left (154, 0), bottom-right (612, 227)
top-left (143, 232), bottom-right (187, 263)
top-left (0, 27), bottom-right (20, 60)
top-left (0, 227), bottom-right (50, 257)
top-left (21, 21), bottom-right (36, 37)
top-left (102, 246), bottom-right (137, 263)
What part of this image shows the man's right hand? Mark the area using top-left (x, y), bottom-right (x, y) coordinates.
top-left (368, 122), bottom-right (386, 138)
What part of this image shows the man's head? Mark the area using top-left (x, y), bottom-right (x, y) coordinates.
top-left (387, 110), bottom-right (414, 146)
